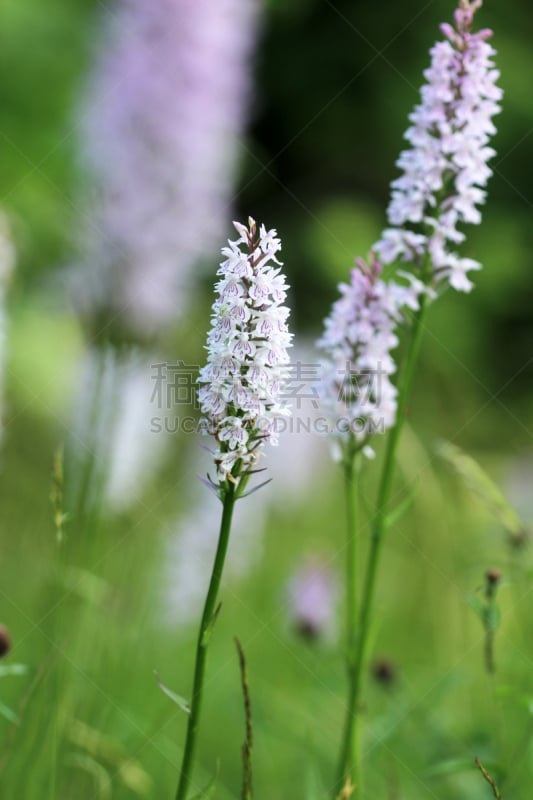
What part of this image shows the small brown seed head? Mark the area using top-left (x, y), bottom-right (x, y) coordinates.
top-left (0, 626), bottom-right (11, 658)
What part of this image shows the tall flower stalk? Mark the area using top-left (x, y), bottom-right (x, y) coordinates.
top-left (318, 2), bottom-right (502, 795)
top-left (318, 258), bottom-right (422, 794)
top-left (175, 218), bottom-right (292, 800)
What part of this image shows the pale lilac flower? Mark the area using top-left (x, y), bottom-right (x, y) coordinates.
top-left (288, 559), bottom-right (338, 641)
top-left (198, 218), bottom-right (293, 479)
top-left (374, 0), bottom-right (502, 293)
top-left (317, 257), bottom-right (422, 458)
top-left (77, 0), bottom-right (260, 336)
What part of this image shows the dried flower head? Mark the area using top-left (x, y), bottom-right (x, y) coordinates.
top-left (371, 658), bottom-right (397, 687)
top-left (198, 218), bottom-right (292, 481)
top-left (374, 0), bottom-right (502, 293)
top-left (486, 568), bottom-right (502, 586)
top-left (0, 625), bottom-right (11, 659)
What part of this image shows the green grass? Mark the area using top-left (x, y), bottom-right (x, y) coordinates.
top-left (0, 303), bottom-right (531, 798)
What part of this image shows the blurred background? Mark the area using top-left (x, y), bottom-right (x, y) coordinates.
top-left (0, 0), bottom-right (532, 798)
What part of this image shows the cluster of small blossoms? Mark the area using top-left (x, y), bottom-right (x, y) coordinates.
top-left (197, 219), bottom-right (292, 480)
top-left (317, 258), bottom-right (423, 457)
top-left (374, 0), bottom-right (502, 293)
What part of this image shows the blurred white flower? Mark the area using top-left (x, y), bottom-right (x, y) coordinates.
top-left (68, 346), bottom-right (169, 512)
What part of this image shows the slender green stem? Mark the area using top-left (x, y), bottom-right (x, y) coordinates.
top-left (334, 292), bottom-right (428, 797)
top-left (336, 452), bottom-right (360, 790)
top-left (344, 455), bottom-right (359, 652)
top-left (175, 484), bottom-right (237, 800)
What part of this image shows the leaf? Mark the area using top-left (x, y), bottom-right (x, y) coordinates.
top-left (385, 482), bottom-right (419, 529)
top-left (68, 720), bottom-right (152, 795)
top-left (190, 773), bottom-right (217, 800)
top-left (65, 753), bottom-right (112, 800)
top-left (201, 603), bottom-right (222, 647)
top-left (0, 701), bottom-right (20, 725)
top-left (153, 672), bottom-right (190, 714)
top-left (436, 440), bottom-right (525, 538)
top-left (197, 475), bottom-right (221, 497)
top-left (60, 566), bottom-right (110, 607)
top-left (237, 479), bottom-right (272, 499)
top-left (305, 766), bottom-right (326, 800)
top-left (426, 757), bottom-right (484, 778)
top-left (484, 604), bottom-right (500, 633)
top-left (467, 594), bottom-right (485, 621)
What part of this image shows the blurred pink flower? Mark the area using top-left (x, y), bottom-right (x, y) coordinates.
top-left (288, 558), bottom-right (338, 641)
top-left (76, 0), bottom-right (261, 336)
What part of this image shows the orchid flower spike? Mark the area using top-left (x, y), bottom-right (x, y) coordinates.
top-left (317, 255), bottom-right (422, 460)
top-left (374, 0), bottom-right (502, 293)
top-left (198, 218), bottom-right (293, 485)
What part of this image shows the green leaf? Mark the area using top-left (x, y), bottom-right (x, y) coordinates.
top-left (467, 594), bottom-right (485, 621)
top-left (60, 566), bottom-right (110, 607)
top-left (305, 766), bottom-right (326, 800)
top-left (436, 440), bottom-right (525, 537)
top-left (426, 757), bottom-right (477, 777)
top-left (485, 604), bottom-right (500, 633)
top-left (190, 774), bottom-right (216, 800)
top-left (201, 603), bottom-right (222, 647)
top-left (153, 672), bottom-right (190, 714)
top-left (426, 757), bottom-right (502, 779)
top-left (65, 753), bottom-right (112, 800)
top-left (0, 701), bottom-right (20, 725)
top-left (385, 482), bottom-right (419, 529)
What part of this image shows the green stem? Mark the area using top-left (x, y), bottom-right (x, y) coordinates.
top-left (337, 452), bottom-right (360, 789)
top-left (175, 484), bottom-right (237, 800)
top-left (334, 292), bottom-right (429, 797)
top-left (345, 455), bottom-right (359, 655)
